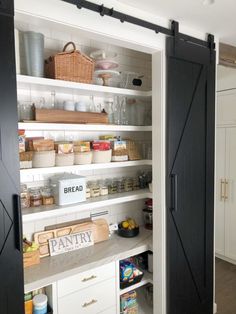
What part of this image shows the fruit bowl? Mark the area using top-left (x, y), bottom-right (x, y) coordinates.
top-left (117, 223), bottom-right (139, 238)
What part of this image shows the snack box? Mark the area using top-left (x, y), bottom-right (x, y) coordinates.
top-left (50, 173), bottom-right (86, 206)
top-left (99, 135), bottom-right (116, 140)
top-left (55, 141), bottom-right (74, 154)
top-left (111, 140), bottom-right (127, 152)
top-left (92, 140), bottom-right (111, 151)
top-left (18, 129), bottom-right (25, 153)
top-left (26, 137), bottom-right (54, 152)
top-left (73, 141), bottom-right (91, 153)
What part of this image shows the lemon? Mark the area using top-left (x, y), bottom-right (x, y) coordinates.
top-left (122, 221), bottom-right (129, 229)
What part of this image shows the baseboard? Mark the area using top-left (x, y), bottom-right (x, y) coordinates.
top-left (216, 253), bottom-right (236, 265)
top-left (214, 302), bottom-right (217, 313)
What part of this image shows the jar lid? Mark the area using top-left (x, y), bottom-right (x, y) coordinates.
top-left (33, 294), bottom-right (48, 307)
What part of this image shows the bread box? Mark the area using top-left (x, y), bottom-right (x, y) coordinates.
top-left (50, 173), bottom-right (86, 206)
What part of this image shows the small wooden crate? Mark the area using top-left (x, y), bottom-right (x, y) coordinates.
top-left (35, 108), bottom-right (109, 124)
top-left (23, 250), bottom-right (40, 268)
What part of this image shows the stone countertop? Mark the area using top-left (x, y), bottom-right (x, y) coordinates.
top-left (24, 228), bottom-right (152, 292)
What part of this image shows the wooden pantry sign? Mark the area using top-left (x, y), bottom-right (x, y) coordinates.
top-left (49, 230), bottom-right (94, 256)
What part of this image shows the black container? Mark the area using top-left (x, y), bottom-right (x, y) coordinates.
top-left (117, 225), bottom-right (139, 238)
top-left (120, 272), bottom-right (144, 289)
top-left (47, 305), bottom-right (53, 314)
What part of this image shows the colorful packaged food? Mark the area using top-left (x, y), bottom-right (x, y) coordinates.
top-left (26, 138), bottom-right (54, 152)
top-left (120, 290), bottom-right (138, 314)
top-left (92, 140), bottom-right (111, 151)
top-left (73, 141), bottom-right (91, 152)
top-left (111, 140), bottom-right (128, 161)
top-left (54, 141), bottom-right (74, 154)
top-left (18, 129), bottom-right (26, 153)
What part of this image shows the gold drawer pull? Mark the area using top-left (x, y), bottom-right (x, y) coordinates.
top-left (82, 299), bottom-right (98, 308)
top-left (82, 275), bottom-right (97, 282)
top-left (224, 180), bottom-right (229, 200)
top-left (220, 179), bottom-right (225, 201)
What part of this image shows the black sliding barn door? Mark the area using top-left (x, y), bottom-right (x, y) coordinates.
top-left (0, 1), bottom-right (24, 314)
top-left (166, 37), bottom-right (215, 314)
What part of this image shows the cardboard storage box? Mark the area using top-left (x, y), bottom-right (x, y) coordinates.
top-left (50, 173), bottom-right (86, 206)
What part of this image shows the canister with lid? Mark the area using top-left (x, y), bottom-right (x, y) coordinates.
top-left (33, 294), bottom-right (48, 314)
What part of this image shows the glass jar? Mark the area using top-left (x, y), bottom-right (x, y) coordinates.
top-left (20, 184), bottom-right (30, 209)
top-left (99, 180), bottom-right (109, 196)
top-left (117, 177), bottom-right (125, 193)
top-left (86, 183), bottom-right (91, 199)
top-left (90, 181), bottom-right (100, 198)
top-left (40, 186), bottom-right (54, 206)
top-left (29, 187), bottom-right (42, 207)
top-left (124, 177), bottom-right (133, 192)
top-left (132, 177), bottom-right (140, 190)
top-left (108, 179), bottom-right (118, 194)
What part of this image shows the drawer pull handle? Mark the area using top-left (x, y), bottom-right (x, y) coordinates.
top-left (82, 275), bottom-right (97, 282)
top-left (82, 299), bottom-right (98, 308)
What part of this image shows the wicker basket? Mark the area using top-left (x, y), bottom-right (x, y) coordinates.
top-left (126, 140), bottom-right (142, 161)
top-left (45, 42), bottom-right (94, 84)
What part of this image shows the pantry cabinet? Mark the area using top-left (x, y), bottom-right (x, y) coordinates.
top-left (215, 127), bottom-right (236, 262)
top-left (10, 1), bottom-right (216, 314)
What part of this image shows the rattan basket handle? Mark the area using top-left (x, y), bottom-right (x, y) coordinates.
top-left (63, 41), bottom-right (76, 52)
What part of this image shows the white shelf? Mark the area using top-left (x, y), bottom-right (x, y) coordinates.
top-left (20, 160), bottom-right (152, 177)
top-left (22, 189), bottom-right (152, 222)
top-left (120, 271), bottom-right (153, 295)
top-left (17, 75), bottom-right (152, 98)
top-left (19, 122), bottom-right (152, 132)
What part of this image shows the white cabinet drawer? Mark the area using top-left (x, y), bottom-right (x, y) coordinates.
top-left (58, 277), bottom-right (116, 314)
top-left (99, 306), bottom-right (117, 313)
top-left (58, 262), bottom-right (115, 297)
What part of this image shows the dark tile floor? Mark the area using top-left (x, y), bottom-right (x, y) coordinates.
top-left (215, 258), bottom-right (236, 314)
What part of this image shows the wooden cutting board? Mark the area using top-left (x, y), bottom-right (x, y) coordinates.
top-left (34, 219), bottom-right (109, 257)
top-left (35, 108), bottom-right (108, 124)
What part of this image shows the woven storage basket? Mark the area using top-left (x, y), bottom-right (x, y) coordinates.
top-left (126, 140), bottom-right (142, 161)
top-left (45, 42), bottom-right (94, 83)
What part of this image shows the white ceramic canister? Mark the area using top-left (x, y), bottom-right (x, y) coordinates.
top-left (92, 149), bottom-right (112, 164)
top-left (63, 100), bottom-right (75, 111)
top-left (74, 151), bottom-right (93, 165)
top-left (55, 153), bottom-right (74, 167)
top-left (75, 101), bottom-right (88, 112)
top-left (33, 294), bottom-right (48, 314)
top-left (32, 151), bottom-right (56, 168)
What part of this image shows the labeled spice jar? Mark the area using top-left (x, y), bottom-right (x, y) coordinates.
top-left (132, 177), bottom-right (140, 190)
top-left (29, 187), bottom-right (42, 207)
top-left (86, 184), bottom-right (91, 199)
top-left (90, 181), bottom-right (100, 198)
top-left (20, 184), bottom-right (30, 209)
top-left (108, 179), bottom-right (118, 194)
top-left (99, 180), bottom-right (109, 196)
top-left (117, 177), bottom-right (125, 193)
top-left (124, 177), bottom-right (133, 192)
top-left (40, 186), bottom-right (54, 206)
